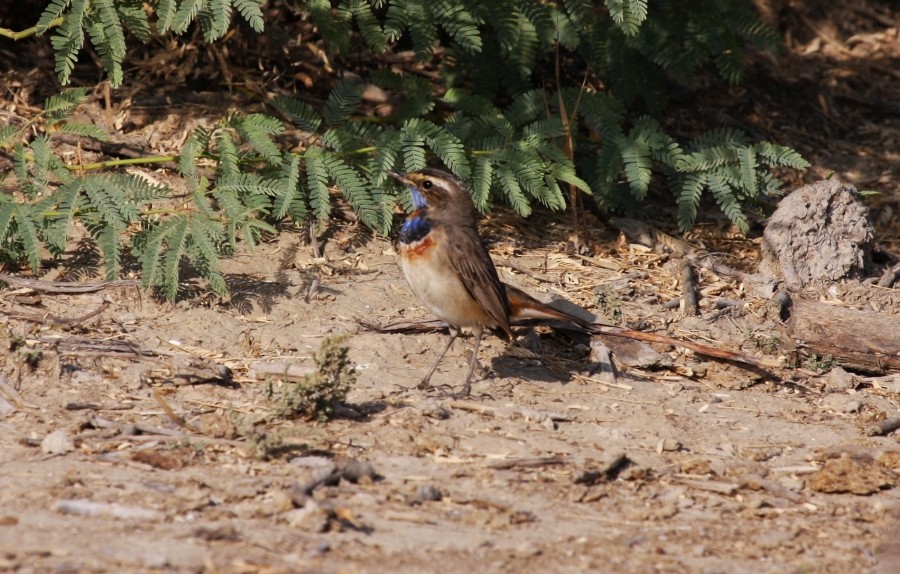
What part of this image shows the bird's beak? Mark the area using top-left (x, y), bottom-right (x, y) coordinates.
top-left (386, 171), bottom-right (411, 186)
top-left (386, 170), bottom-right (428, 210)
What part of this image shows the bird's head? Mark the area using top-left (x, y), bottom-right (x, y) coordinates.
top-left (387, 168), bottom-right (474, 214)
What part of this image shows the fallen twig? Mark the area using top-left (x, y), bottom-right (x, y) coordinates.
top-left (681, 261), bottom-right (699, 316)
top-left (43, 336), bottom-right (232, 385)
top-left (672, 476), bottom-right (740, 495)
top-left (0, 273), bottom-right (139, 293)
top-left (447, 400), bottom-right (574, 422)
top-left (574, 452), bottom-right (631, 485)
top-left (55, 499), bottom-right (164, 521)
top-left (0, 373), bottom-right (38, 409)
top-left (1, 299), bottom-right (110, 326)
top-left (489, 456), bottom-right (568, 470)
top-left (65, 401), bottom-right (135, 411)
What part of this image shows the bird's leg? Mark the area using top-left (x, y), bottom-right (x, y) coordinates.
top-left (419, 327), bottom-right (460, 389)
top-left (457, 326), bottom-right (485, 398)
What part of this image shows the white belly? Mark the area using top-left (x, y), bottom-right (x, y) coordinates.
top-left (400, 247), bottom-right (492, 329)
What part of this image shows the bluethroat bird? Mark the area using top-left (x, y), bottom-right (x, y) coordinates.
top-left (388, 168), bottom-right (595, 396)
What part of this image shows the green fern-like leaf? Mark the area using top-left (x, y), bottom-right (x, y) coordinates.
top-left (37, 0), bottom-right (72, 34)
top-left (320, 151), bottom-right (380, 228)
top-left (236, 114), bottom-right (284, 165)
top-left (400, 127), bottom-right (427, 172)
top-left (306, 148), bottom-right (331, 223)
top-left (157, 0), bottom-right (178, 32)
top-left (215, 129), bottom-right (241, 178)
top-left (708, 172), bottom-right (748, 233)
top-left (30, 136), bottom-right (53, 193)
top-left (82, 175), bottom-right (141, 230)
top-left (185, 214), bottom-right (228, 294)
top-left (216, 173), bottom-right (281, 202)
top-left (562, 0), bottom-right (593, 27)
top-left (308, 0), bottom-right (353, 52)
top-left (49, 0), bottom-right (87, 84)
top-left (91, 0), bottom-right (127, 85)
top-left (160, 216), bottom-right (190, 299)
top-left (273, 154), bottom-right (305, 220)
top-left (118, 173), bottom-right (172, 203)
top-left (369, 129), bottom-right (402, 182)
top-left (398, 0), bottom-right (438, 59)
top-left (117, 0), bottom-right (151, 42)
top-left (172, 0), bottom-right (204, 34)
top-left (470, 156), bottom-right (493, 212)
top-left (350, 0), bottom-right (387, 52)
top-left (95, 223), bottom-right (122, 280)
top-left (55, 122), bottom-right (110, 141)
top-left (547, 159), bottom-right (592, 196)
top-left (198, 0), bottom-right (234, 42)
top-left (683, 146), bottom-right (739, 171)
top-left (42, 180), bottom-right (83, 254)
top-left (14, 204), bottom-right (43, 272)
top-left (272, 96), bottom-right (323, 133)
top-left (676, 173), bottom-right (705, 232)
top-left (753, 142), bottom-right (810, 170)
top-left (605, 0), bottom-right (648, 36)
top-left (737, 145), bottom-right (758, 195)
top-left (435, 0), bottom-right (481, 53)
top-left (44, 87), bottom-right (89, 124)
top-left (409, 119), bottom-right (471, 179)
top-left (234, 0), bottom-right (265, 32)
top-left (621, 141), bottom-right (652, 199)
top-left (496, 168), bottom-right (531, 217)
top-left (323, 79), bottom-right (364, 126)
top-left (180, 127), bottom-right (211, 187)
top-left (0, 199), bottom-right (15, 247)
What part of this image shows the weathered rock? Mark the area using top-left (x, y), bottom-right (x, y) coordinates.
top-left (41, 430), bottom-right (75, 455)
top-left (760, 180), bottom-right (875, 287)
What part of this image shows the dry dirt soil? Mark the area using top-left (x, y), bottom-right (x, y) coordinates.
top-left (2, 1), bottom-right (900, 573)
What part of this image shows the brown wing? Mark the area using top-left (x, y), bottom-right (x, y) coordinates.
top-left (444, 225), bottom-right (513, 336)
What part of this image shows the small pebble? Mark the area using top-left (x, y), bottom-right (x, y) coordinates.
top-left (41, 430), bottom-right (75, 455)
top-left (413, 484), bottom-right (443, 504)
top-left (339, 459), bottom-right (378, 484)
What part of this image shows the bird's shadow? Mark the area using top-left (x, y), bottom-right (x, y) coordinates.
top-left (488, 328), bottom-right (595, 384)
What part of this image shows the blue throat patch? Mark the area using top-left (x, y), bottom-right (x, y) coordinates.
top-left (399, 214), bottom-right (431, 244)
top-left (408, 186), bottom-right (428, 210)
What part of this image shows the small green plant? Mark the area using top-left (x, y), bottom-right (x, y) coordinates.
top-left (235, 417), bottom-right (288, 461)
top-left (7, 331), bottom-right (27, 352)
top-left (269, 336), bottom-right (357, 423)
top-left (754, 334), bottom-right (780, 355)
top-left (595, 284), bottom-right (624, 324)
top-left (22, 349), bottom-right (44, 370)
top-left (805, 354), bottom-right (839, 373)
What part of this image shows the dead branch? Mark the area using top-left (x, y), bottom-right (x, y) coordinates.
top-left (0, 299), bottom-right (110, 326)
top-left (0, 273), bottom-right (140, 293)
top-left (681, 261), bottom-right (699, 316)
top-left (786, 298), bottom-right (900, 374)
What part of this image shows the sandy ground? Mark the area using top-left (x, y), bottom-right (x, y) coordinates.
top-left (1, 223), bottom-right (899, 573)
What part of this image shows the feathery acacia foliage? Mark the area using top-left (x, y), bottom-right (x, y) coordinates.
top-left (36, 0), bottom-right (264, 86)
top-left (3, 0), bottom-right (808, 298)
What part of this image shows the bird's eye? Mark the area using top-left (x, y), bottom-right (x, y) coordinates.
top-left (422, 180), bottom-right (433, 189)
